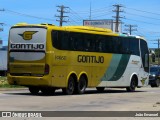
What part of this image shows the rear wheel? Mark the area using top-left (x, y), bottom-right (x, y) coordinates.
top-left (151, 84), bottom-right (156, 87)
top-left (76, 76), bottom-right (87, 94)
top-left (29, 87), bottom-right (39, 95)
top-left (155, 79), bottom-right (160, 87)
top-left (96, 87), bottom-right (105, 92)
top-left (62, 76), bottom-right (75, 95)
top-left (126, 77), bottom-right (137, 92)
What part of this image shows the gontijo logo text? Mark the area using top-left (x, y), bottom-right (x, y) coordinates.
top-left (10, 31), bottom-right (45, 50)
top-left (10, 44), bottom-right (45, 50)
top-left (18, 31), bottom-right (38, 40)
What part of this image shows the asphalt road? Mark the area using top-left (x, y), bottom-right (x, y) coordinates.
top-left (0, 86), bottom-right (160, 120)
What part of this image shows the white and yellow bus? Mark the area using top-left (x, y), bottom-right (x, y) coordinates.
top-left (7, 23), bottom-right (149, 95)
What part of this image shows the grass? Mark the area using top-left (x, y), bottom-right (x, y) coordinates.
top-left (0, 76), bottom-right (24, 88)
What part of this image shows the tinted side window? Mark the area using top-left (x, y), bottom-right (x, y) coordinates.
top-left (105, 36), bottom-right (113, 53)
top-left (83, 34), bottom-right (95, 52)
top-left (52, 31), bottom-right (60, 49)
top-left (70, 32), bottom-right (84, 51)
top-left (95, 35), bottom-right (104, 52)
top-left (122, 37), bottom-right (130, 54)
top-left (130, 38), bottom-right (140, 56)
top-left (52, 30), bottom-right (141, 56)
top-left (118, 37), bottom-right (140, 55)
top-left (118, 37), bottom-right (129, 54)
top-left (112, 37), bottom-right (119, 53)
top-left (52, 30), bottom-right (70, 50)
top-left (60, 31), bottom-right (70, 50)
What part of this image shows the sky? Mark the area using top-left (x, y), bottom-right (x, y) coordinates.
top-left (0, 0), bottom-right (160, 48)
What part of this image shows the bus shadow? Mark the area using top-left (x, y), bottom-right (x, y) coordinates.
top-left (4, 88), bottom-right (146, 96)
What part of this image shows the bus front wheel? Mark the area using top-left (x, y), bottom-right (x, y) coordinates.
top-left (62, 76), bottom-right (75, 95)
top-left (126, 77), bottom-right (137, 92)
top-left (29, 86), bottom-right (39, 95)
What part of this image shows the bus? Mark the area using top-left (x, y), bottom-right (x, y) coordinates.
top-left (7, 23), bottom-right (149, 95)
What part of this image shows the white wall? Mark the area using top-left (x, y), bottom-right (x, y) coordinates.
top-left (0, 50), bottom-right (7, 71)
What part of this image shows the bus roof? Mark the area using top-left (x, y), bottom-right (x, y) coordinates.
top-left (13, 23), bottom-right (115, 35)
top-left (13, 23), bottom-right (146, 40)
top-left (119, 33), bottom-right (146, 40)
top-left (63, 26), bottom-right (113, 33)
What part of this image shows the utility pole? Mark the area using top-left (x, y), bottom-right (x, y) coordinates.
top-left (0, 23), bottom-right (4, 49)
top-left (158, 39), bottom-right (160, 65)
top-left (153, 39), bottom-right (160, 65)
top-left (113, 4), bottom-right (123, 33)
top-left (124, 24), bottom-right (137, 35)
top-left (0, 9), bottom-right (4, 32)
top-left (56, 5), bottom-right (69, 26)
top-left (0, 23), bottom-right (4, 32)
top-left (89, 2), bottom-right (92, 20)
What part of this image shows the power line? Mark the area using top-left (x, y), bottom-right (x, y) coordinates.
top-left (69, 8), bottom-right (84, 21)
top-left (138, 27), bottom-right (160, 34)
top-left (92, 11), bottom-right (113, 19)
top-left (0, 9), bottom-right (5, 32)
top-left (126, 7), bottom-right (160, 16)
top-left (4, 9), bottom-right (55, 21)
top-left (0, 23), bottom-right (4, 32)
top-left (68, 17), bottom-right (81, 25)
top-left (125, 12), bottom-right (160, 21)
top-left (123, 18), bottom-right (160, 26)
top-left (89, 2), bottom-right (92, 20)
top-left (124, 24), bottom-right (137, 35)
top-left (70, 6), bottom-right (112, 14)
top-left (91, 6), bottom-right (113, 12)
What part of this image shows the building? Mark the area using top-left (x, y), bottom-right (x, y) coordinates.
top-left (0, 40), bottom-right (2, 48)
top-left (0, 43), bottom-right (7, 76)
top-left (83, 19), bottom-right (122, 33)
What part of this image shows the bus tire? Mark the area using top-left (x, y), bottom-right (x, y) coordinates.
top-left (151, 84), bottom-right (155, 87)
top-left (76, 76), bottom-right (87, 94)
top-left (126, 77), bottom-right (137, 92)
top-left (29, 86), bottom-right (39, 95)
top-left (62, 76), bottom-right (75, 95)
top-left (41, 87), bottom-right (55, 95)
top-left (96, 87), bottom-right (105, 92)
top-left (151, 79), bottom-right (160, 87)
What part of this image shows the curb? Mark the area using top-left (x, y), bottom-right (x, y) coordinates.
top-left (0, 88), bottom-right (28, 91)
